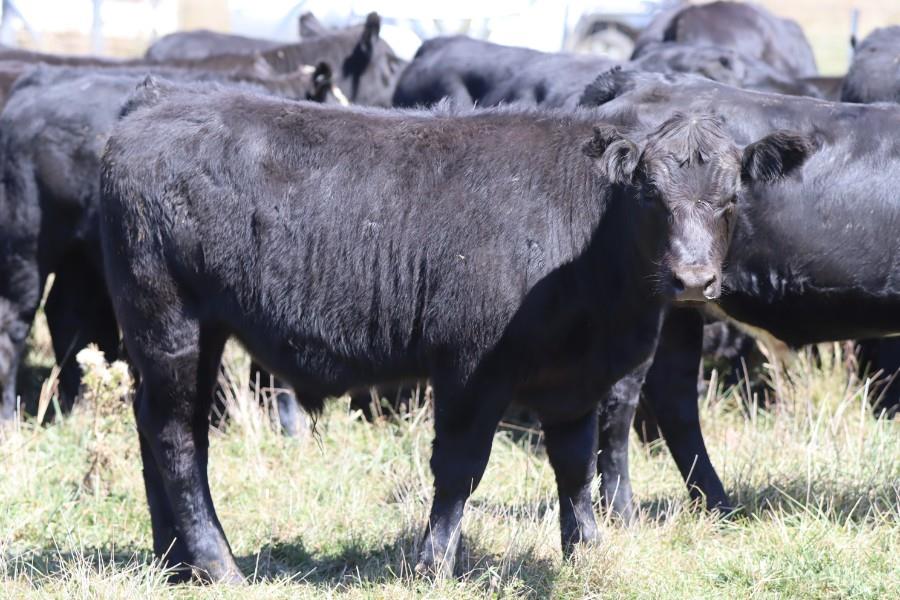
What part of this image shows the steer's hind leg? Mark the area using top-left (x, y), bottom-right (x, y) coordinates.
top-left (133, 384), bottom-right (191, 569)
top-left (132, 320), bottom-right (242, 583)
top-left (416, 376), bottom-right (509, 577)
top-left (543, 407), bottom-right (600, 554)
top-left (44, 258), bottom-right (119, 413)
top-left (0, 256), bottom-right (42, 424)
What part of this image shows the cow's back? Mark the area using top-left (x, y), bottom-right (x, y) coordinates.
top-left (145, 30), bottom-right (283, 62)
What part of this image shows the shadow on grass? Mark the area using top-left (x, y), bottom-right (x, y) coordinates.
top-left (239, 529), bottom-right (559, 597)
top-left (4, 533), bottom-right (558, 597)
top-left (3, 546), bottom-right (156, 581)
top-left (635, 475), bottom-right (898, 526)
top-left (728, 475), bottom-right (899, 523)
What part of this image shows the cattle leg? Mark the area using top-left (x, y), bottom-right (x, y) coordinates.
top-left (249, 361), bottom-right (307, 437)
top-left (133, 386), bottom-right (191, 569)
top-left (416, 380), bottom-right (508, 576)
top-left (44, 258), bottom-right (119, 413)
top-left (643, 307), bottom-right (732, 512)
top-left (632, 398), bottom-right (662, 444)
top-left (543, 408), bottom-right (599, 553)
top-left (857, 338), bottom-right (900, 418)
top-left (132, 322), bottom-right (242, 583)
top-left (0, 284), bottom-right (42, 423)
top-left (597, 365), bottom-right (650, 523)
top-left (0, 330), bottom-right (24, 422)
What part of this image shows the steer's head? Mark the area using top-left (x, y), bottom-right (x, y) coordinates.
top-left (584, 113), bottom-right (812, 304)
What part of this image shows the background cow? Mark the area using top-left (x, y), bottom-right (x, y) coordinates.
top-left (580, 68), bottom-right (900, 513)
top-left (841, 26), bottom-right (900, 104)
top-left (393, 33), bottom-right (823, 111)
top-left (144, 29), bottom-right (284, 62)
top-left (631, 1), bottom-right (818, 78)
top-left (0, 65), bottom-right (334, 423)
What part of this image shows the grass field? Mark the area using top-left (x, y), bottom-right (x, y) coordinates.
top-left (1, 312), bottom-right (898, 599)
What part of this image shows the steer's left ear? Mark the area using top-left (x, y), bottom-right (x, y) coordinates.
top-left (741, 131), bottom-right (813, 183)
top-left (583, 124), bottom-right (640, 185)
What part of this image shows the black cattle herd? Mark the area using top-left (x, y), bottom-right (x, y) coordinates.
top-left (0, 0), bottom-right (897, 583)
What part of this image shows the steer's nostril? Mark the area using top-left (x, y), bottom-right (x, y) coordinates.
top-left (672, 276), bottom-right (686, 293)
top-left (702, 274), bottom-right (719, 298)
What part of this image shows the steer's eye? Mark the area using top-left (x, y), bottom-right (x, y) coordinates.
top-left (642, 185), bottom-right (662, 205)
top-left (715, 198), bottom-right (737, 218)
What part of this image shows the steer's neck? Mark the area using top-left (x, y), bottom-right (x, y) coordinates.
top-left (579, 192), bottom-right (668, 323)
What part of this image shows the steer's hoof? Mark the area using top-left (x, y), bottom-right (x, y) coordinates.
top-left (414, 558), bottom-right (455, 579)
top-left (710, 502), bottom-right (741, 520)
top-left (193, 563), bottom-right (245, 585)
top-left (165, 557), bottom-right (244, 585)
top-left (415, 541), bottom-right (461, 579)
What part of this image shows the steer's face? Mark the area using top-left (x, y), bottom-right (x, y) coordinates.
top-left (637, 115), bottom-right (741, 303)
top-left (584, 114), bottom-right (813, 304)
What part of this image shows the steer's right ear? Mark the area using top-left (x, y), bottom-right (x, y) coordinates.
top-left (741, 131), bottom-right (813, 183)
top-left (583, 124), bottom-right (640, 185)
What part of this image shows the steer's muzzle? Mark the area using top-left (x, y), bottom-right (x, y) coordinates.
top-left (671, 265), bottom-right (720, 303)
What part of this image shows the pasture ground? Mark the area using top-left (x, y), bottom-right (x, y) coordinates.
top-left (1, 311), bottom-right (898, 599)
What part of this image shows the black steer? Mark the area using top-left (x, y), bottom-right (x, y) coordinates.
top-left (98, 78), bottom-right (796, 580)
top-left (842, 27), bottom-right (900, 105)
top-left (840, 25), bottom-right (900, 416)
top-left (633, 42), bottom-right (825, 98)
top-left (633, 1), bottom-right (818, 78)
top-left (0, 66), bottom-right (333, 425)
top-left (580, 69), bottom-right (900, 513)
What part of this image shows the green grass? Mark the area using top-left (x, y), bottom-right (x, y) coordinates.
top-left (1, 321), bottom-right (897, 598)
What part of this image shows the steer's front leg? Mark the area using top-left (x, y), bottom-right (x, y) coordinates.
top-left (596, 364), bottom-right (650, 524)
top-left (543, 407), bottom-right (600, 553)
top-left (416, 379), bottom-right (508, 577)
